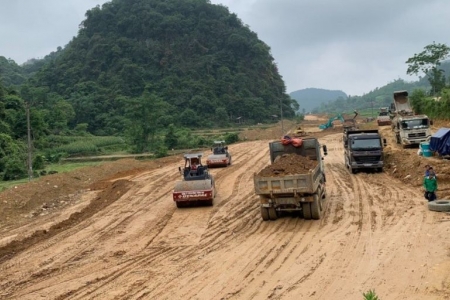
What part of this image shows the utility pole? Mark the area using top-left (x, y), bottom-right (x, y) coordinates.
top-left (371, 101), bottom-right (374, 119)
top-left (280, 97), bottom-right (284, 136)
top-left (26, 102), bottom-right (33, 181)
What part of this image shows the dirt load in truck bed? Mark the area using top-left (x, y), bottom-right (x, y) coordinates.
top-left (257, 154), bottom-right (318, 177)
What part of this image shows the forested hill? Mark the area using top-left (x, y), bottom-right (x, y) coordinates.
top-left (289, 88), bottom-right (347, 113)
top-left (22, 0), bottom-right (296, 134)
top-left (313, 61), bottom-right (450, 114)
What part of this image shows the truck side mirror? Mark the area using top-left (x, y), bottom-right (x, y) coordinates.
top-left (322, 145), bottom-right (328, 156)
top-left (178, 166), bottom-right (181, 172)
top-left (430, 120), bottom-right (434, 125)
top-left (225, 146), bottom-right (228, 150)
top-left (383, 138), bottom-right (387, 146)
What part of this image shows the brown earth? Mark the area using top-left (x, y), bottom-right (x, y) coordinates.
top-left (0, 118), bottom-right (449, 299)
top-left (257, 154), bottom-right (318, 176)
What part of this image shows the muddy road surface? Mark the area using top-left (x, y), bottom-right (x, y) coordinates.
top-left (0, 134), bottom-right (449, 299)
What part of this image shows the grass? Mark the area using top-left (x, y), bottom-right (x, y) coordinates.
top-left (0, 178), bottom-right (30, 191)
top-left (44, 161), bottom-right (103, 173)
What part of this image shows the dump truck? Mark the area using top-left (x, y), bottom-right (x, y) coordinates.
top-left (343, 110), bottom-right (359, 132)
top-left (253, 137), bottom-right (328, 221)
top-left (391, 91), bottom-right (432, 147)
top-left (206, 140), bottom-right (232, 167)
top-left (173, 154), bottom-right (215, 207)
top-left (343, 129), bottom-right (386, 173)
top-left (377, 107), bottom-right (392, 126)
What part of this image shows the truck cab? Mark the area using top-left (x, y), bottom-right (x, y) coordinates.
top-left (391, 90), bottom-right (432, 147)
top-left (393, 115), bottom-right (431, 146)
top-left (344, 130), bottom-right (386, 174)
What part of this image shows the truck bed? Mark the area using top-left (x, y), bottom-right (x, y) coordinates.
top-left (254, 163), bottom-right (321, 197)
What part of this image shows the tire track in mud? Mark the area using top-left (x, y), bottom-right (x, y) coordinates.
top-left (307, 133), bottom-right (428, 300)
top-left (178, 135), bottom-right (345, 299)
top-left (0, 166), bottom-right (184, 299)
top-left (16, 141), bottom-right (274, 300)
top-left (127, 140), bottom-right (322, 299)
top-left (128, 144), bottom-right (274, 299)
top-left (2, 132), bottom-right (435, 300)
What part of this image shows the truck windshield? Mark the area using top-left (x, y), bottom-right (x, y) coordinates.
top-left (401, 119), bottom-right (428, 130)
top-left (351, 139), bottom-right (381, 150)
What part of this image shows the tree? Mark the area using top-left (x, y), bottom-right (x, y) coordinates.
top-left (124, 92), bottom-right (169, 153)
top-left (164, 124), bottom-right (178, 149)
top-left (406, 42), bottom-right (450, 95)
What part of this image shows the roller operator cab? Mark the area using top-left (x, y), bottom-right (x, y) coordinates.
top-left (206, 140), bottom-right (232, 167)
top-left (173, 153), bottom-right (215, 208)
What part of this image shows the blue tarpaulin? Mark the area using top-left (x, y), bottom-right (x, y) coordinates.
top-left (429, 128), bottom-right (450, 156)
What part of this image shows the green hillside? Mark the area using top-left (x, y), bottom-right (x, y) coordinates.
top-left (289, 88), bottom-right (347, 113)
top-left (23, 0), bottom-right (296, 134)
top-left (313, 61), bottom-right (450, 115)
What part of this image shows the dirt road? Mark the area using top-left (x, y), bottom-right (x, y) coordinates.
top-left (0, 132), bottom-right (450, 299)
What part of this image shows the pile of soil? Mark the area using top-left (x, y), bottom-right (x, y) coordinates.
top-left (257, 154), bottom-right (318, 177)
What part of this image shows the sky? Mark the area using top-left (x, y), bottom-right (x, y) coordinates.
top-left (1, 0), bottom-right (449, 96)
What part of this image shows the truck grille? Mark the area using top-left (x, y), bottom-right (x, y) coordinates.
top-left (354, 156), bottom-right (381, 163)
top-left (408, 132), bottom-right (426, 138)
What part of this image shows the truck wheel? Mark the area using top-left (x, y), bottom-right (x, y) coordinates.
top-left (302, 203), bottom-right (312, 220)
top-left (350, 167), bottom-right (356, 174)
top-left (176, 202), bottom-right (185, 208)
top-left (268, 207), bottom-right (278, 220)
top-left (261, 207), bottom-right (269, 221)
top-left (311, 195), bottom-right (321, 220)
top-left (428, 200), bottom-right (450, 212)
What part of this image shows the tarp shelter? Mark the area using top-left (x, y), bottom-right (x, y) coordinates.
top-left (429, 128), bottom-right (450, 156)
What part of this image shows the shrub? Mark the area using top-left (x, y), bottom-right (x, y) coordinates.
top-left (32, 155), bottom-right (46, 170)
top-left (154, 145), bottom-right (168, 158)
top-left (363, 289), bottom-right (380, 300)
top-left (224, 132), bottom-right (239, 144)
top-left (3, 158), bottom-right (27, 181)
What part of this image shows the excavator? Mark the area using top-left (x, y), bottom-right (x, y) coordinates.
top-left (319, 114), bottom-right (345, 129)
top-left (319, 111), bottom-right (358, 130)
top-left (173, 154), bottom-right (215, 208)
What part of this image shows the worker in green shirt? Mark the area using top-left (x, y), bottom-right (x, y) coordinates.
top-left (423, 168), bottom-right (437, 202)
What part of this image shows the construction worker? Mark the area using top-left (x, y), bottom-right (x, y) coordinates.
top-left (423, 168), bottom-right (437, 202)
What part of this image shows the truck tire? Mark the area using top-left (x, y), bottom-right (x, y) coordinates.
top-left (268, 207), bottom-right (278, 220)
top-left (311, 195), bottom-right (321, 220)
top-left (176, 202), bottom-right (185, 208)
top-left (428, 200), bottom-right (450, 212)
top-left (302, 203), bottom-right (312, 220)
top-left (350, 167), bottom-right (356, 174)
top-left (261, 207), bottom-right (269, 221)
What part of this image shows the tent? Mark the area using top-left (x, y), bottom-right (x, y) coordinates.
top-left (429, 128), bottom-right (450, 156)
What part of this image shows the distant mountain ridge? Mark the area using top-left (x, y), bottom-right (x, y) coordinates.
top-left (289, 88), bottom-right (347, 113)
